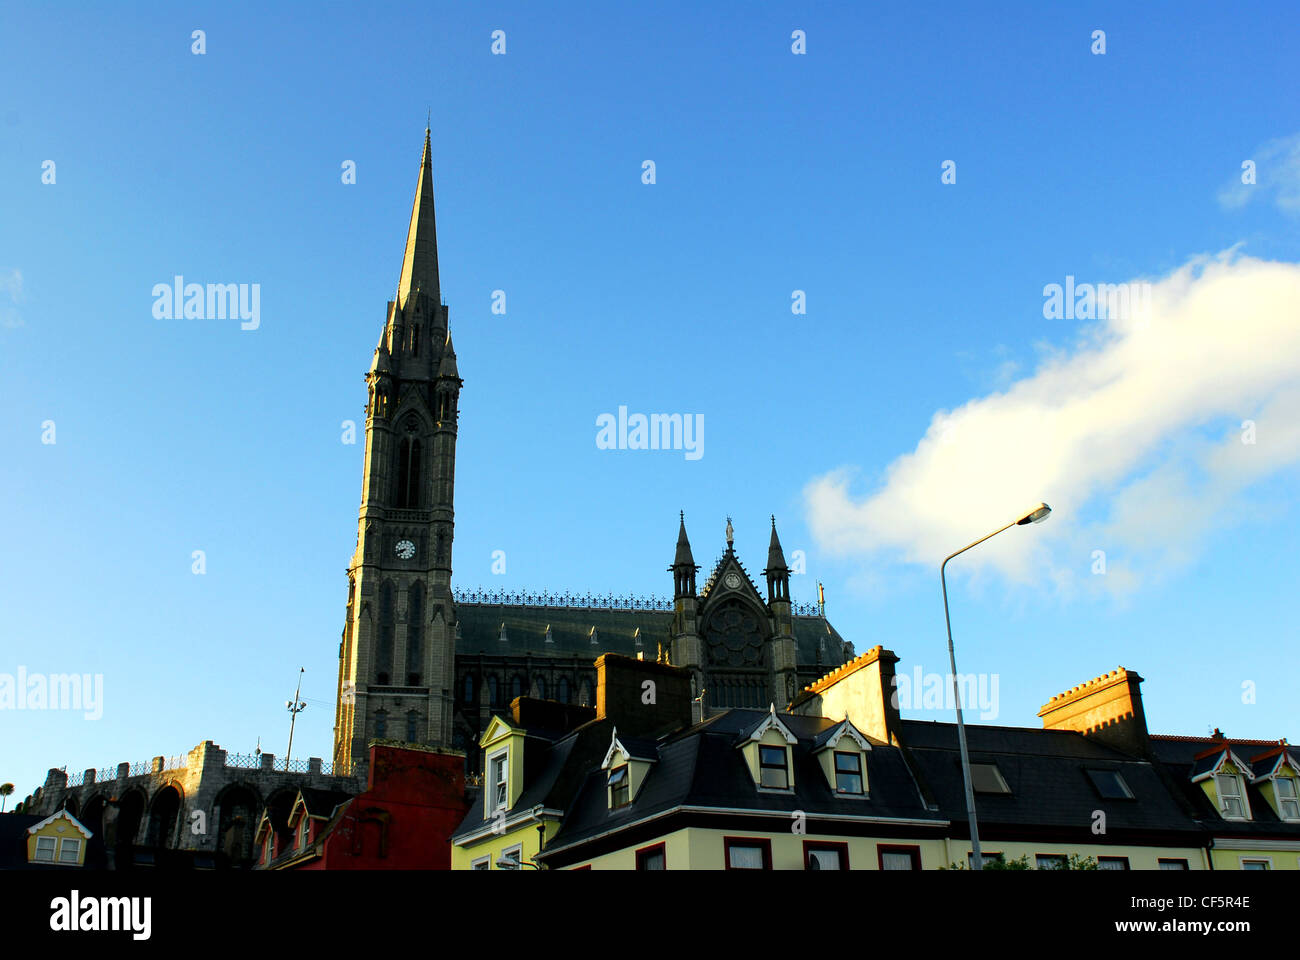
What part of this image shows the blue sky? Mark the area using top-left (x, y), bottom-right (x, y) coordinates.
top-left (3, 2), bottom-right (1298, 799)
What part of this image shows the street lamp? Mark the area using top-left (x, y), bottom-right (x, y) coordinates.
top-left (941, 502), bottom-right (1051, 871)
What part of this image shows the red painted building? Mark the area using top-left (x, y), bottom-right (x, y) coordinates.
top-left (256, 742), bottom-right (469, 870)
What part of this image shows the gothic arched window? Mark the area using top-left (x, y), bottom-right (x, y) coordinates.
top-left (536, 677), bottom-right (547, 700)
top-left (558, 677), bottom-right (569, 703)
top-left (406, 582), bottom-right (424, 685)
top-left (463, 674), bottom-right (475, 703)
top-left (406, 711), bottom-right (418, 742)
top-left (394, 436), bottom-right (423, 508)
top-left (376, 581), bottom-right (395, 684)
top-left (511, 676), bottom-right (522, 700)
top-left (375, 710), bottom-right (387, 738)
top-left (488, 676), bottom-right (499, 705)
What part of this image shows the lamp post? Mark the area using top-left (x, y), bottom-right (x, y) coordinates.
top-left (285, 667), bottom-right (307, 772)
top-left (942, 502), bottom-right (1050, 871)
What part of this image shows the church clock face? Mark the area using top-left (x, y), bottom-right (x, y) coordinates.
top-left (724, 572), bottom-right (741, 589)
top-left (395, 539), bottom-right (416, 560)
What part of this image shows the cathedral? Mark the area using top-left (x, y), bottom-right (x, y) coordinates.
top-left (331, 129), bottom-right (855, 775)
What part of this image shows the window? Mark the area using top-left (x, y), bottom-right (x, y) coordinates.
top-left (1275, 777), bottom-right (1300, 820)
top-left (878, 845), bottom-right (921, 870)
top-left (608, 765), bottom-right (630, 809)
top-left (1086, 769), bottom-right (1134, 799)
top-left (376, 580), bottom-right (395, 683)
top-left (1158, 859), bottom-right (1189, 870)
top-left (298, 818), bottom-right (309, 849)
top-left (1241, 859), bottom-right (1269, 871)
top-left (1097, 856), bottom-right (1130, 870)
top-left (405, 582), bottom-right (423, 685)
top-left (636, 843), bottom-right (666, 870)
top-left (58, 838), bottom-right (81, 863)
top-left (33, 836), bottom-right (57, 862)
top-left (970, 763), bottom-right (1011, 794)
top-left (394, 437), bottom-right (422, 507)
top-left (490, 753), bottom-right (508, 812)
top-left (471, 856), bottom-right (490, 870)
top-left (1036, 854), bottom-right (1067, 870)
top-left (724, 837), bottom-right (772, 870)
top-left (535, 677), bottom-right (546, 699)
top-left (805, 841), bottom-right (849, 870)
top-left (834, 751), bottom-right (864, 794)
top-left (759, 746), bottom-right (789, 789)
top-left (374, 710), bottom-right (387, 738)
top-left (968, 851), bottom-right (1004, 869)
top-left (406, 712), bottom-right (418, 742)
top-left (558, 677), bottom-right (570, 702)
top-left (500, 845), bottom-right (522, 868)
top-left (511, 676), bottom-right (522, 700)
top-left (463, 674), bottom-right (475, 702)
top-left (488, 676), bottom-right (499, 706)
top-left (1215, 773), bottom-right (1247, 819)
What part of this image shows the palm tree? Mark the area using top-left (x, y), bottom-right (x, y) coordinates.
top-left (0, 783), bottom-right (14, 814)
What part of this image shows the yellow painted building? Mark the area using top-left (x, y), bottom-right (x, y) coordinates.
top-left (26, 809), bottom-right (92, 867)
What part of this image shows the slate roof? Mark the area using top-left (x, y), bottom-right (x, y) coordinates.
top-left (538, 708), bottom-right (943, 857)
top-left (455, 603), bottom-right (849, 668)
top-left (899, 720), bottom-right (1203, 837)
top-left (295, 787), bottom-right (355, 820)
top-left (1149, 735), bottom-right (1300, 838)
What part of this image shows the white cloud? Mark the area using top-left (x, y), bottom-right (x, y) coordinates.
top-left (1218, 133), bottom-right (1300, 214)
top-left (805, 250), bottom-right (1300, 595)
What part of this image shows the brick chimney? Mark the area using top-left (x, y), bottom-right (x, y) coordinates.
top-left (789, 646), bottom-right (901, 744)
top-left (594, 653), bottom-right (693, 738)
top-left (1038, 667), bottom-right (1149, 756)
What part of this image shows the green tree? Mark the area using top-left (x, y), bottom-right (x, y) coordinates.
top-left (0, 783), bottom-right (13, 814)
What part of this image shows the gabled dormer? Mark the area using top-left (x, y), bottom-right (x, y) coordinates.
top-left (737, 705), bottom-right (798, 793)
top-left (1190, 745), bottom-right (1254, 821)
top-left (601, 726), bottom-right (658, 809)
top-left (480, 714), bottom-right (527, 819)
top-left (812, 717), bottom-right (872, 798)
top-left (26, 809), bottom-right (91, 866)
top-left (1249, 744), bottom-right (1300, 822)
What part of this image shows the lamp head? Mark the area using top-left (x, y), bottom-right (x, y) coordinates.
top-left (1017, 502), bottom-right (1052, 525)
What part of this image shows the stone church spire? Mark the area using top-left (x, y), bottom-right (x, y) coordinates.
top-left (335, 128), bottom-right (461, 772)
top-left (396, 126), bottom-right (440, 310)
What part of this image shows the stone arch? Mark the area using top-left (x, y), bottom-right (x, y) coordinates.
top-left (146, 783), bottom-right (184, 850)
top-left (59, 793), bottom-right (79, 816)
top-left (82, 794), bottom-right (108, 838)
top-left (214, 783), bottom-right (261, 866)
top-left (114, 787), bottom-right (148, 853)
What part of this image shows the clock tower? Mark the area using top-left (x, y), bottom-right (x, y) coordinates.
top-left (333, 128), bottom-right (462, 769)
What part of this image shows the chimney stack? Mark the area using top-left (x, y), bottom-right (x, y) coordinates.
top-left (594, 653), bottom-right (693, 738)
top-left (789, 646), bottom-right (901, 744)
top-left (1038, 667), bottom-right (1149, 756)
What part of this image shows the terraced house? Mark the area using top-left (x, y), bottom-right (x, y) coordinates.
top-left (453, 647), bottom-right (1292, 869)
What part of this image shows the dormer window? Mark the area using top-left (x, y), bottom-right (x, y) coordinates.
top-left (1275, 777), bottom-right (1300, 821)
top-left (759, 746), bottom-right (789, 789)
top-left (834, 752), bottom-right (864, 794)
top-left (490, 751), bottom-right (509, 813)
top-left (609, 765), bottom-right (630, 808)
top-left (1216, 773), bottom-right (1247, 819)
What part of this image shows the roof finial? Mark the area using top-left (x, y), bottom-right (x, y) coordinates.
top-left (725, 516), bottom-right (734, 549)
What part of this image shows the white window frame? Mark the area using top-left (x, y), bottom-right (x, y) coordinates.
top-left (500, 843), bottom-right (523, 869)
top-left (1273, 776), bottom-right (1300, 821)
top-left (58, 838), bottom-right (82, 863)
top-left (486, 748), bottom-right (509, 815)
top-left (1215, 772), bottom-right (1250, 820)
top-left (1240, 857), bottom-right (1271, 871)
top-left (33, 836), bottom-right (57, 862)
top-left (471, 855), bottom-right (490, 870)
